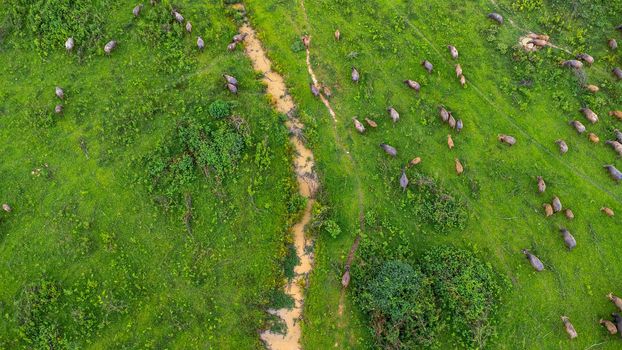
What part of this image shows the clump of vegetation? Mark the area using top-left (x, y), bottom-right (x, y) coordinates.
top-left (358, 260), bottom-right (441, 349)
top-left (407, 173), bottom-right (468, 234)
top-left (143, 113), bottom-right (245, 205)
top-left (208, 100), bottom-right (231, 119)
top-left (422, 246), bottom-right (505, 349)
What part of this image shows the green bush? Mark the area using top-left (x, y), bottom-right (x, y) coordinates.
top-left (323, 219), bottom-right (341, 239)
top-left (407, 173), bottom-right (467, 234)
top-left (143, 115), bottom-right (246, 205)
top-left (208, 100), bottom-right (231, 119)
top-left (358, 260), bottom-right (441, 349)
top-left (422, 246), bottom-right (504, 349)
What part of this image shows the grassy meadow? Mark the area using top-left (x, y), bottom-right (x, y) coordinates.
top-left (0, 1), bottom-right (302, 348)
top-left (242, 0), bottom-right (622, 348)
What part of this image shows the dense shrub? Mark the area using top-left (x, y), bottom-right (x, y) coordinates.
top-left (208, 100), bottom-right (231, 119)
top-left (358, 260), bottom-right (441, 349)
top-left (407, 173), bottom-right (467, 234)
top-left (422, 246), bottom-right (504, 349)
top-left (143, 114), bottom-right (246, 204)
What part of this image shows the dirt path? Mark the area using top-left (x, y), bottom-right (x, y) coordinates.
top-left (232, 5), bottom-right (318, 350)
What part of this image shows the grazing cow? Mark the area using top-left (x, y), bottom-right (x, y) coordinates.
top-left (588, 133), bottom-right (600, 143)
top-left (576, 53), bottom-right (594, 65)
top-left (341, 269), bottom-right (350, 288)
top-left (561, 316), bottom-right (578, 339)
top-left (223, 74), bottom-right (238, 85)
top-left (448, 115), bottom-right (457, 129)
top-left (439, 106), bottom-right (450, 122)
top-left (600, 319), bottom-right (618, 335)
top-left (448, 45), bottom-right (458, 59)
top-left (173, 11), bottom-right (184, 23)
top-left (565, 209), bottom-right (574, 219)
top-left (421, 60), bottom-right (433, 73)
top-left (55, 86), bottom-right (64, 100)
top-left (455, 64), bottom-right (462, 77)
top-left (380, 143), bottom-right (397, 157)
top-left (404, 80), bottom-right (421, 92)
top-left (387, 107), bottom-right (399, 123)
top-left (104, 40), bottom-right (117, 55)
top-left (487, 12), bottom-right (503, 24)
top-left (1, 204), bottom-right (10, 212)
top-left (456, 119), bottom-right (463, 132)
top-left (521, 249), bottom-right (544, 271)
top-left (351, 67), bottom-right (359, 83)
top-left (608, 293), bottom-right (622, 312)
top-left (560, 228), bottom-right (576, 250)
top-left (609, 39), bottom-right (618, 50)
top-left (133, 4), bottom-right (143, 17)
top-left (65, 37), bottom-right (74, 51)
top-left (614, 129), bottom-right (622, 143)
top-left (552, 196), bottom-right (562, 212)
top-left (310, 83), bottom-right (319, 97)
top-left (543, 203), bottom-right (554, 217)
top-left (537, 176), bottom-right (546, 193)
top-left (604, 165), bottom-right (622, 181)
top-left (231, 33), bottom-right (247, 46)
top-left (455, 158), bottom-right (463, 175)
top-left (601, 207), bottom-right (615, 217)
top-left (197, 37), bottom-right (205, 50)
top-left (226, 83), bottom-right (237, 94)
top-left (447, 134), bottom-right (454, 149)
top-left (459, 74), bottom-right (466, 87)
top-left (586, 84), bottom-right (599, 93)
top-left (400, 169), bottom-right (408, 192)
top-left (301, 35), bottom-right (310, 48)
top-left (498, 134), bottom-right (516, 146)
top-left (530, 39), bottom-right (548, 47)
top-left (334, 29), bottom-right (340, 41)
top-left (55, 104), bottom-right (63, 114)
top-left (570, 120), bottom-right (586, 133)
top-left (556, 139), bottom-right (569, 154)
top-left (227, 42), bottom-right (237, 51)
top-left (365, 118), bottom-right (377, 128)
top-left (562, 60), bottom-right (583, 69)
top-left (605, 140), bottom-right (622, 156)
top-left (613, 313), bottom-right (622, 338)
top-left (353, 118), bottom-right (365, 133)
top-left (186, 22), bottom-right (192, 33)
top-left (610, 111), bottom-right (622, 121)
top-left (408, 157), bottom-right (422, 167)
top-left (614, 67), bottom-right (622, 80)
top-left (580, 107), bottom-right (599, 124)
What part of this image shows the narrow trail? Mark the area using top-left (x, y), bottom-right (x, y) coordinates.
top-left (297, 0), bottom-right (366, 324)
top-left (231, 5), bottom-right (318, 350)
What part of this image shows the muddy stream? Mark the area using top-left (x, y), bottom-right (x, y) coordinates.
top-left (233, 5), bottom-right (318, 350)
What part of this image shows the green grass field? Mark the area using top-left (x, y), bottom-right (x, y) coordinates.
top-left (242, 0), bottom-right (622, 348)
top-left (1, 0), bottom-right (622, 349)
top-left (0, 1), bottom-right (303, 348)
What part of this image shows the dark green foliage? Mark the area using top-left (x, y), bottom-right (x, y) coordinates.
top-left (358, 260), bottom-right (441, 349)
top-left (208, 100), bottom-right (231, 119)
top-left (283, 243), bottom-right (299, 281)
top-left (144, 114), bottom-right (245, 204)
top-left (406, 173), bottom-right (468, 234)
top-left (422, 246), bottom-right (505, 349)
top-left (269, 289), bottom-right (295, 310)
